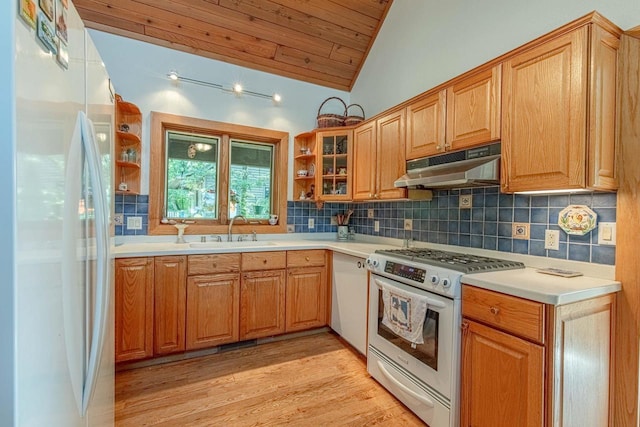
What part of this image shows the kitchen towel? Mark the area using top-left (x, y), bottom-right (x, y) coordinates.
top-left (378, 280), bottom-right (429, 345)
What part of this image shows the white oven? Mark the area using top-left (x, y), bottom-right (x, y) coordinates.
top-left (367, 272), bottom-right (460, 427)
top-left (365, 249), bottom-right (524, 427)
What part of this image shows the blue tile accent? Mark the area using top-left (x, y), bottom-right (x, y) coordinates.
top-left (117, 187), bottom-right (616, 265)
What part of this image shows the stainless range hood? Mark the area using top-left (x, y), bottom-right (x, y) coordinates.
top-left (394, 143), bottom-right (501, 189)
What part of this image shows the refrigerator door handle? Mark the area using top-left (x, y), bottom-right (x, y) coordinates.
top-left (79, 112), bottom-right (111, 416)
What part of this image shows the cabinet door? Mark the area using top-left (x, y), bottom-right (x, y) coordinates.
top-left (461, 319), bottom-right (544, 427)
top-left (406, 90), bottom-right (447, 160)
top-left (286, 266), bottom-right (327, 332)
top-left (240, 270), bottom-right (286, 340)
top-left (352, 121), bottom-right (377, 200)
top-left (587, 24), bottom-right (619, 190)
top-left (446, 65), bottom-right (501, 151)
top-left (376, 110), bottom-right (407, 200)
top-left (154, 256), bottom-right (186, 355)
top-left (115, 257), bottom-right (154, 362)
top-left (501, 28), bottom-right (588, 193)
top-left (317, 130), bottom-right (353, 200)
top-left (186, 273), bottom-right (240, 350)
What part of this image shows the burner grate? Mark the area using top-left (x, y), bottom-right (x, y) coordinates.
top-left (375, 248), bottom-right (525, 274)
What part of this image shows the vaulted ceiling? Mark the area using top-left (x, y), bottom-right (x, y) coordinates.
top-left (74, 0), bottom-right (393, 91)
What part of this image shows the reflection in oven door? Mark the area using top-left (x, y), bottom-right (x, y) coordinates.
top-left (377, 287), bottom-right (439, 370)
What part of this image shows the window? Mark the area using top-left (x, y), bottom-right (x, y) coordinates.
top-left (149, 112), bottom-right (288, 236)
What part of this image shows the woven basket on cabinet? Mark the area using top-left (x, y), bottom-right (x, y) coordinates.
top-left (316, 97), bottom-right (347, 128)
top-left (344, 104), bottom-right (365, 126)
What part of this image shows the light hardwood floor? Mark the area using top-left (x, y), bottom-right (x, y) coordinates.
top-left (115, 332), bottom-right (426, 426)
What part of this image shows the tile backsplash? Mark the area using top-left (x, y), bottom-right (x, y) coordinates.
top-left (288, 187), bottom-right (616, 265)
top-left (116, 187), bottom-right (616, 265)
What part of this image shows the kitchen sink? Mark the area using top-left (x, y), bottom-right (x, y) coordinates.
top-left (188, 241), bottom-right (278, 249)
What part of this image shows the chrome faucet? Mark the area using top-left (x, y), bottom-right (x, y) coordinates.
top-left (228, 215), bottom-right (247, 242)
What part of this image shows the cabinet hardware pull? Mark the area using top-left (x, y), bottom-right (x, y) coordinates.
top-left (490, 306), bottom-right (499, 315)
top-left (263, 259), bottom-right (267, 264)
top-left (305, 256), bottom-right (310, 261)
top-left (461, 321), bottom-right (469, 333)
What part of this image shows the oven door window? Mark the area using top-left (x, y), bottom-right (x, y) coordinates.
top-left (377, 288), bottom-right (439, 370)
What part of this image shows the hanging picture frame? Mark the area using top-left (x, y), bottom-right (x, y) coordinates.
top-left (55, 0), bottom-right (67, 43)
top-left (37, 11), bottom-right (57, 54)
top-left (19, 0), bottom-right (37, 29)
top-left (39, 0), bottom-right (54, 21)
top-left (56, 38), bottom-right (69, 69)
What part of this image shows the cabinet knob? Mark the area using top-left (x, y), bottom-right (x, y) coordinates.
top-left (212, 263), bottom-right (217, 268)
top-left (263, 259), bottom-right (268, 264)
top-left (369, 193), bottom-right (373, 198)
top-left (490, 306), bottom-right (500, 315)
top-left (305, 256), bottom-right (310, 261)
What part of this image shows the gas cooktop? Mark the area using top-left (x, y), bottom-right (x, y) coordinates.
top-left (374, 248), bottom-right (525, 274)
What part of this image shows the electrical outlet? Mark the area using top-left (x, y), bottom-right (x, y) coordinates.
top-left (367, 209), bottom-right (374, 219)
top-left (286, 224), bottom-right (295, 233)
top-left (545, 229), bottom-right (560, 250)
top-left (308, 218), bottom-right (315, 229)
top-left (330, 216), bottom-right (337, 225)
top-left (113, 213), bottom-right (123, 226)
top-left (404, 219), bottom-right (413, 230)
top-left (374, 220), bottom-right (380, 233)
top-left (512, 223), bottom-right (529, 239)
top-left (459, 194), bottom-right (472, 209)
top-left (127, 216), bottom-right (142, 230)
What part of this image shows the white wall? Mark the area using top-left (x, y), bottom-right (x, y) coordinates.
top-left (88, 30), bottom-right (348, 197)
top-left (352, 0), bottom-right (640, 117)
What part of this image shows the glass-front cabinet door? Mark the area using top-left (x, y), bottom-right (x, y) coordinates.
top-left (318, 129), bottom-right (352, 201)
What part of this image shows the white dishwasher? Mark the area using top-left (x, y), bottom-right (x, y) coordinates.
top-left (331, 252), bottom-right (368, 355)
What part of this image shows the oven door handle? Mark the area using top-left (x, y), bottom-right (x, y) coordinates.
top-left (373, 277), bottom-right (447, 309)
top-left (376, 361), bottom-right (435, 408)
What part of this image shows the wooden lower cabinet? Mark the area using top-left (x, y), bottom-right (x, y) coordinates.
top-left (461, 319), bottom-right (544, 427)
top-left (115, 257), bottom-right (154, 363)
top-left (286, 266), bottom-right (327, 332)
top-left (186, 273), bottom-right (240, 350)
top-left (240, 270), bottom-right (286, 340)
top-left (154, 256), bottom-right (186, 355)
top-left (461, 284), bottom-right (615, 427)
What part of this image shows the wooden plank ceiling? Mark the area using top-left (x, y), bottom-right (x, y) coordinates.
top-left (74, 0), bottom-right (393, 91)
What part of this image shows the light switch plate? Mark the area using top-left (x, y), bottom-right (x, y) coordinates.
top-left (404, 219), bottom-right (413, 230)
top-left (597, 222), bottom-right (616, 246)
top-left (367, 209), bottom-right (374, 219)
top-left (374, 220), bottom-right (380, 233)
top-left (286, 224), bottom-right (295, 233)
top-left (308, 218), bottom-right (315, 229)
top-left (330, 216), bottom-right (337, 225)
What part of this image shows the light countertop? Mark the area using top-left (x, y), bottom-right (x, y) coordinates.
top-left (113, 234), bottom-right (620, 306)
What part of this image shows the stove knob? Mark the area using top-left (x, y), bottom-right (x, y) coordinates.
top-left (367, 259), bottom-right (379, 268)
top-left (430, 275), bottom-right (439, 285)
top-left (440, 278), bottom-right (451, 288)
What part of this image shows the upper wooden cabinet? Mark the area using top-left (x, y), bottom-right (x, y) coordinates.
top-left (405, 90), bottom-right (446, 160)
top-left (446, 65), bottom-right (501, 151)
top-left (405, 65), bottom-right (501, 160)
top-left (115, 257), bottom-right (154, 363)
top-left (353, 111), bottom-right (407, 201)
top-left (293, 128), bottom-right (354, 204)
top-left (501, 22), bottom-right (620, 193)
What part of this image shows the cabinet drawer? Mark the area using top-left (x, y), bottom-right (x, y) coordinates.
top-left (462, 285), bottom-right (545, 344)
top-left (241, 251), bottom-right (287, 271)
top-left (287, 250), bottom-right (326, 268)
top-left (188, 254), bottom-right (240, 275)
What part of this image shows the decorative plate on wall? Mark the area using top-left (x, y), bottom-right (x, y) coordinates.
top-left (558, 205), bottom-right (598, 235)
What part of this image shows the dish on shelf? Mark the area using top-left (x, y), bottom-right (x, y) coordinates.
top-left (558, 205), bottom-right (597, 235)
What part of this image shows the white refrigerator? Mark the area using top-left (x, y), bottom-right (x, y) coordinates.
top-left (1, 1), bottom-right (114, 425)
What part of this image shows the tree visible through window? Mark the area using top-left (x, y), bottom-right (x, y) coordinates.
top-left (165, 131), bottom-right (218, 220)
top-left (229, 141), bottom-right (274, 219)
